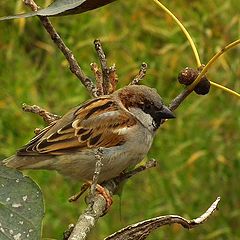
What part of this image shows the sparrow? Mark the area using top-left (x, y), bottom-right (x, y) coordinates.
top-left (3, 85), bottom-right (175, 183)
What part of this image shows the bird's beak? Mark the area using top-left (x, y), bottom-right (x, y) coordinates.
top-left (157, 105), bottom-right (175, 119)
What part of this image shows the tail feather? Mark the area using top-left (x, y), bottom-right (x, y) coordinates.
top-left (3, 155), bottom-right (23, 169)
top-left (2, 155), bottom-right (54, 170)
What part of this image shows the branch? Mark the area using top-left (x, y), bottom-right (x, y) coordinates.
top-left (90, 62), bottom-right (104, 96)
top-left (67, 193), bottom-right (106, 240)
top-left (24, 0), bottom-right (39, 11)
top-left (23, 0), bottom-right (98, 98)
top-left (91, 41), bottom-right (118, 95)
top-left (94, 39), bottom-right (110, 95)
top-left (22, 103), bottom-right (61, 124)
top-left (114, 159), bottom-right (157, 184)
top-left (108, 64), bottom-right (118, 94)
top-left (130, 62), bottom-right (148, 85)
top-left (169, 88), bottom-right (190, 111)
top-left (105, 197), bottom-right (221, 240)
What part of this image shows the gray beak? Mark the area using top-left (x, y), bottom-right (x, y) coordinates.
top-left (157, 105), bottom-right (175, 119)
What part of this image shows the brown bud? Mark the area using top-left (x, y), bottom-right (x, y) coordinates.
top-left (178, 66), bottom-right (211, 95)
top-left (178, 67), bottom-right (198, 85)
top-left (194, 77), bottom-right (211, 95)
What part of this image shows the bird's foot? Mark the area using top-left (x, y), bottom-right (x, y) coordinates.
top-left (68, 183), bottom-right (90, 202)
top-left (94, 183), bottom-right (113, 212)
top-left (68, 181), bottom-right (113, 214)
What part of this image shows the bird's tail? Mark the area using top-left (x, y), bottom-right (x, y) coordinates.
top-left (1, 155), bottom-right (53, 170)
top-left (1, 155), bottom-right (25, 169)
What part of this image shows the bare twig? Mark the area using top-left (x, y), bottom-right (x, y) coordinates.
top-left (168, 88), bottom-right (190, 111)
top-left (23, 0), bottom-right (39, 11)
top-left (68, 184), bottom-right (89, 203)
top-left (105, 197), bottom-right (221, 240)
top-left (114, 159), bottom-right (157, 184)
top-left (94, 39), bottom-right (110, 94)
top-left (130, 62), bottom-right (148, 85)
top-left (161, 88), bottom-right (197, 125)
top-left (23, 0), bottom-right (98, 98)
top-left (22, 103), bottom-right (61, 124)
top-left (90, 62), bottom-right (104, 96)
top-left (108, 64), bottom-right (118, 94)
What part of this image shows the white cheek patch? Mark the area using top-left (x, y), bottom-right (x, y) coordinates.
top-left (128, 107), bottom-right (155, 132)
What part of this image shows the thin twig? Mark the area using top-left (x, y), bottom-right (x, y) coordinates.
top-left (94, 39), bottom-right (110, 94)
top-left (24, 0), bottom-right (39, 11)
top-left (130, 62), bottom-right (148, 85)
top-left (108, 64), bottom-right (118, 94)
top-left (114, 159), bottom-right (157, 184)
top-left (105, 197), bottom-right (221, 240)
top-left (23, 0), bottom-right (98, 98)
top-left (22, 103), bottom-right (61, 124)
top-left (68, 184), bottom-right (89, 203)
top-left (160, 89), bottom-right (190, 125)
top-left (168, 88), bottom-right (190, 111)
top-left (90, 62), bottom-right (104, 96)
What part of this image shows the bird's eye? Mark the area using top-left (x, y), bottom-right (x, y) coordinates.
top-left (142, 103), bottom-right (152, 112)
top-left (145, 104), bottom-right (151, 109)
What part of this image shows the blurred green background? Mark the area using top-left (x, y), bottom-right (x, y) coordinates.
top-left (0, 0), bottom-right (240, 239)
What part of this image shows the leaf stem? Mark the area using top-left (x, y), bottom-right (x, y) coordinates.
top-left (152, 0), bottom-right (202, 67)
top-left (210, 81), bottom-right (240, 98)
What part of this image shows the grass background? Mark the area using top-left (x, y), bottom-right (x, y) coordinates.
top-left (0, 0), bottom-right (240, 239)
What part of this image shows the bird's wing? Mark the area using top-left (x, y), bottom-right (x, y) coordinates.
top-left (17, 97), bottom-right (137, 156)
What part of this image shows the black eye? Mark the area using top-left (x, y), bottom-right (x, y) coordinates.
top-left (142, 103), bottom-right (152, 113)
top-left (145, 104), bottom-right (151, 109)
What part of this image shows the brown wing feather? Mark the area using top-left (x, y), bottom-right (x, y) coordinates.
top-left (17, 97), bottom-right (137, 156)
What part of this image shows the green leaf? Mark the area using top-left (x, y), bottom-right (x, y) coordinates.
top-left (0, 166), bottom-right (44, 240)
top-left (0, 0), bottom-right (117, 21)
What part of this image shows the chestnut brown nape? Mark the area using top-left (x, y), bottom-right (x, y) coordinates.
top-left (116, 85), bottom-right (163, 110)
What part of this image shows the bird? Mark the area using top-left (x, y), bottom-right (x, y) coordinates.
top-left (3, 85), bottom-right (175, 183)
